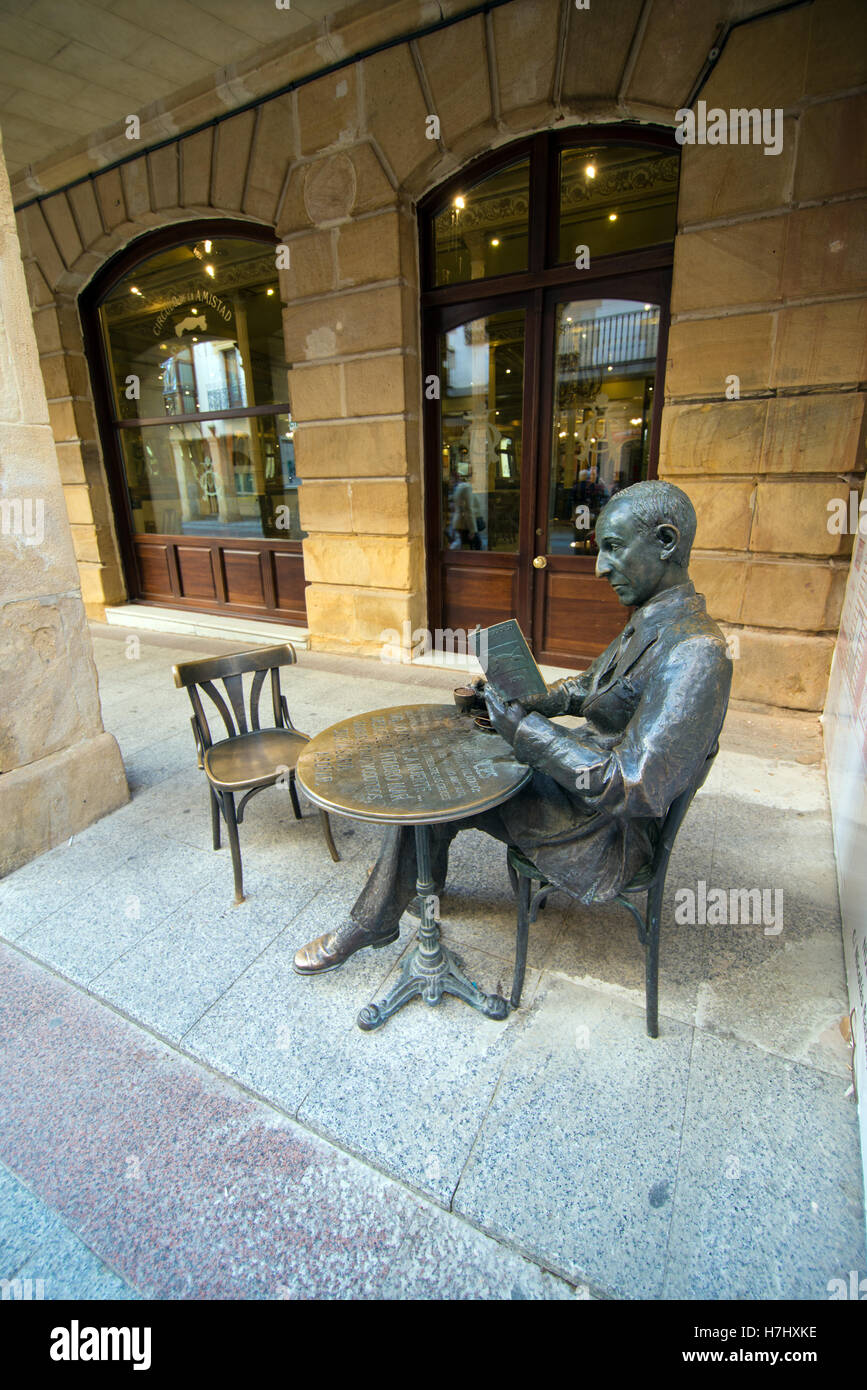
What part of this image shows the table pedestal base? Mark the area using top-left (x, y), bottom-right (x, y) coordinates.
top-left (356, 823), bottom-right (509, 1032)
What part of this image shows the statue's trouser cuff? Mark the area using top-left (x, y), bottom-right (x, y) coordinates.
top-left (348, 810), bottom-right (512, 935)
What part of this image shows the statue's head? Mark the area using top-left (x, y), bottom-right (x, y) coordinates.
top-left (595, 480), bottom-right (696, 608)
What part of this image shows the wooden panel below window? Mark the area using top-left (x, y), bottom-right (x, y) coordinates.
top-left (537, 565), bottom-right (626, 665)
top-left (176, 545), bottom-right (217, 600)
top-left (135, 542), bottom-right (172, 598)
top-left (272, 550), bottom-right (306, 620)
top-left (223, 549), bottom-right (265, 607)
top-left (441, 559), bottom-right (518, 634)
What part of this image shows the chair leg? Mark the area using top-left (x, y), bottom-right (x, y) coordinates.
top-left (289, 772), bottom-right (303, 821)
top-left (222, 792), bottom-right (245, 906)
top-left (209, 787), bottom-right (221, 851)
top-left (319, 810), bottom-right (340, 863)
top-left (645, 879), bottom-right (664, 1038)
top-left (511, 874), bottom-right (531, 1010)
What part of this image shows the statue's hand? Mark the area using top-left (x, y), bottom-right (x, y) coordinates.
top-left (521, 685), bottom-right (566, 717)
top-left (484, 689), bottom-right (526, 745)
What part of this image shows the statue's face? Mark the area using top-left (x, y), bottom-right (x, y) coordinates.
top-left (595, 503), bottom-right (676, 607)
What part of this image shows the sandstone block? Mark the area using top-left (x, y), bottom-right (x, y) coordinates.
top-left (361, 46), bottom-right (431, 183)
top-left (725, 627), bottom-right (834, 710)
top-left (782, 201), bottom-right (867, 300)
top-left (297, 482), bottom-right (353, 533)
top-left (751, 480), bottom-right (855, 556)
top-left (0, 594), bottom-right (103, 770)
top-left (677, 480), bottom-right (754, 551)
top-left (659, 400), bottom-right (766, 475)
top-left (0, 731), bottom-right (129, 877)
top-left (761, 393), bottom-right (866, 475)
top-left (349, 479), bottom-right (412, 535)
top-left (303, 533), bottom-right (420, 590)
top-left (148, 144), bottom-right (180, 211)
top-left (492, 0), bottom-right (561, 114)
top-left (243, 93), bottom-right (294, 224)
top-left (625, 1), bottom-right (715, 109)
top-left (17, 204), bottom-right (65, 296)
top-left (121, 159), bottom-right (151, 221)
top-left (181, 128), bottom-right (213, 208)
top-left (795, 93), bottom-right (867, 201)
top-left (805, 0), bottom-right (867, 97)
top-left (561, 0), bottom-right (643, 100)
top-left (336, 212), bottom-right (402, 286)
top-left (212, 110), bottom-right (256, 213)
top-left (415, 13), bottom-right (492, 147)
top-left (666, 314), bottom-right (774, 398)
top-left (677, 126), bottom-right (797, 225)
top-left (344, 354), bottom-right (408, 417)
top-left (93, 167), bottom-right (126, 231)
top-left (67, 181), bottom-right (103, 250)
top-left (69, 522), bottom-right (102, 564)
top-left (293, 419), bottom-right (409, 478)
top-left (41, 192), bottom-right (82, 269)
top-left (741, 558), bottom-right (848, 631)
top-left (298, 68), bottom-right (360, 156)
top-left (279, 229), bottom-right (336, 301)
top-left (63, 483), bottom-right (94, 526)
top-left (772, 300), bottom-right (867, 389)
top-left (283, 284), bottom-right (406, 362)
top-left (289, 363), bottom-right (344, 422)
top-left (671, 219), bottom-right (785, 313)
top-left (699, 3), bottom-right (810, 111)
top-left (685, 553), bottom-right (746, 624)
top-left (32, 307), bottom-right (61, 355)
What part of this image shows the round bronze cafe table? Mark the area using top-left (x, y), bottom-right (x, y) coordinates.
top-left (295, 704), bottom-right (532, 1031)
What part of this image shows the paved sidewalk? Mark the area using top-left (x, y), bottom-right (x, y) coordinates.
top-left (0, 624), bottom-right (863, 1299)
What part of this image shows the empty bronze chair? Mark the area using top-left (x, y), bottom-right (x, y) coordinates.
top-left (507, 746), bottom-right (718, 1037)
top-left (173, 644), bottom-right (339, 904)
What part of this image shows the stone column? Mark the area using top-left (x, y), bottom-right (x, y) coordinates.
top-left (0, 127), bottom-right (128, 877)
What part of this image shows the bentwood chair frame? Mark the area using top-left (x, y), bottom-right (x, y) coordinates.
top-left (173, 644), bottom-right (339, 904)
top-left (507, 746), bottom-right (718, 1037)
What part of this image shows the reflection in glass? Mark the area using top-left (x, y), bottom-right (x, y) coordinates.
top-left (99, 238), bottom-right (287, 420)
top-left (548, 299), bottom-right (659, 556)
top-left (558, 145), bottom-right (678, 265)
top-left (119, 413), bottom-right (304, 540)
top-left (439, 309), bottom-right (525, 553)
top-left (434, 159), bottom-right (530, 286)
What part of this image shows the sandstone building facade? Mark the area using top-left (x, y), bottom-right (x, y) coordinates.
top-left (3, 0), bottom-right (865, 726)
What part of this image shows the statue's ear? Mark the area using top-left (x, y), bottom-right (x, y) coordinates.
top-left (656, 522), bottom-right (680, 559)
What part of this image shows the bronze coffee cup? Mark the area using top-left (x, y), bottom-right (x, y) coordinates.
top-left (453, 684), bottom-right (480, 714)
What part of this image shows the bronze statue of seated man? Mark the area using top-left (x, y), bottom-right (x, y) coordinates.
top-left (293, 479), bottom-right (732, 976)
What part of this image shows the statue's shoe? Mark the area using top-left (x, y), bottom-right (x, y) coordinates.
top-left (292, 919), bottom-right (399, 975)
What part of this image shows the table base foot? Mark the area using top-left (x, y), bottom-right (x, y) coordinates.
top-left (357, 941), bottom-right (508, 1031)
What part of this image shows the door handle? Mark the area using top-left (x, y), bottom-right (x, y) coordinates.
top-left (532, 555), bottom-right (547, 569)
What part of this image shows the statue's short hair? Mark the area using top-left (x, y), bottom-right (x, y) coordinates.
top-left (600, 480), bottom-right (697, 566)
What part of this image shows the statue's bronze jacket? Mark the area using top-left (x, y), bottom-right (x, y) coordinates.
top-left (499, 581), bottom-right (732, 902)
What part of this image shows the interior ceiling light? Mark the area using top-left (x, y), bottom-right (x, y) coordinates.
top-left (490, 237), bottom-right (500, 246)
top-left (608, 212), bottom-right (618, 222)
top-left (453, 195), bottom-right (465, 209)
top-left (130, 285), bottom-right (143, 296)
top-left (631, 417), bottom-right (642, 425)
top-left (585, 163), bottom-right (596, 178)
top-left (204, 264), bottom-right (215, 278)
top-left (644, 303), bottom-right (652, 311)
top-left (266, 288), bottom-right (275, 296)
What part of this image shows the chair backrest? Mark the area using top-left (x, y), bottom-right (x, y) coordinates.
top-left (172, 644), bottom-right (297, 753)
top-left (648, 741), bottom-right (719, 878)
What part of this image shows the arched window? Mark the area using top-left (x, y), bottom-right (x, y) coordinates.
top-left (420, 130), bottom-right (678, 667)
top-left (83, 222), bottom-right (307, 623)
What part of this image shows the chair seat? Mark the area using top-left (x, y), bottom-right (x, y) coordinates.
top-left (204, 728), bottom-right (307, 791)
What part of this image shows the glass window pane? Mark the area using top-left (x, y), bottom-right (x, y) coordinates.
top-left (558, 145), bottom-right (678, 264)
top-left (118, 413), bottom-right (304, 540)
top-left (100, 238), bottom-right (286, 420)
top-left (433, 159), bottom-right (530, 287)
top-left (548, 299), bottom-right (659, 556)
top-left (439, 308), bottom-right (524, 553)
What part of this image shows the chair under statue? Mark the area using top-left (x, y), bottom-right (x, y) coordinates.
top-left (506, 745), bottom-right (718, 1038)
top-left (173, 644), bottom-right (339, 904)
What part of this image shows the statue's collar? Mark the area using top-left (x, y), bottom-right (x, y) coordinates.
top-left (628, 580), bottom-right (699, 637)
